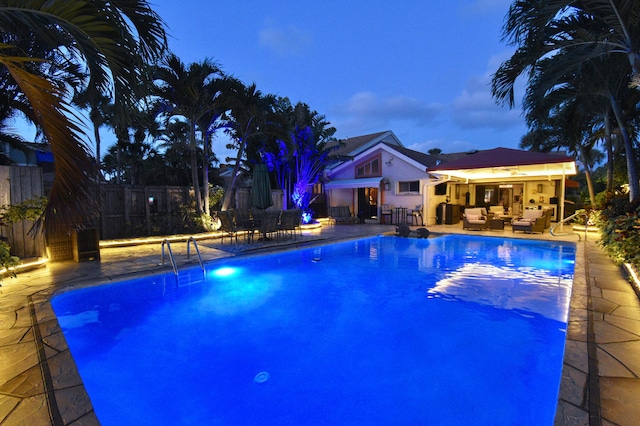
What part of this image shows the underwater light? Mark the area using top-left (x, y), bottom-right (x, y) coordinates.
top-left (212, 267), bottom-right (238, 278)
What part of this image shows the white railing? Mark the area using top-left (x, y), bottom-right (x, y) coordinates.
top-left (161, 239), bottom-right (178, 276)
top-left (550, 211), bottom-right (589, 241)
top-left (187, 236), bottom-right (204, 272)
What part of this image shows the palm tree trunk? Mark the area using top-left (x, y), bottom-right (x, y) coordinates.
top-left (604, 112), bottom-right (614, 193)
top-left (189, 120), bottom-right (202, 214)
top-left (203, 134), bottom-right (210, 216)
top-left (578, 145), bottom-right (596, 208)
top-left (609, 94), bottom-right (640, 202)
top-left (92, 120), bottom-right (102, 166)
top-left (221, 137), bottom-right (246, 211)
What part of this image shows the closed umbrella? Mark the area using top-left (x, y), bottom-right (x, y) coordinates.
top-left (251, 163), bottom-right (273, 210)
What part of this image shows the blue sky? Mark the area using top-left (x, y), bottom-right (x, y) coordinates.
top-left (15, 0), bottom-right (528, 160)
top-left (151, 0), bottom-right (527, 158)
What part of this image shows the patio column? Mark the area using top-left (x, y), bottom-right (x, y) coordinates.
top-left (559, 170), bottom-right (566, 231)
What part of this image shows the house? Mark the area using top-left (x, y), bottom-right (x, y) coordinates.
top-left (322, 131), bottom-right (577, 226)
top-left (323, 130), bottom-right (436, 223)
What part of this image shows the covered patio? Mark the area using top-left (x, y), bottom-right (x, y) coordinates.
top-left (425, 148), bottom-right (577, 227)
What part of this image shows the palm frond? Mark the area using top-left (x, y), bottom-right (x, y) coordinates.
top-left (0, 54), bottom-right (99, 235)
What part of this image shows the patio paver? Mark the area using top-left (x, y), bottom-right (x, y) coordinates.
top-left (0, 223), bottom-right (638, 425)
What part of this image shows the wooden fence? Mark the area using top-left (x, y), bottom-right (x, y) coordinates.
top-left (0, 166), bottom-right (46, 259)
top-left (99, 185), bottom-right (194, 240)
top-left (0, 170), bottom-right (287, 259)
top-left (99, 185), bottom-right (284, 240)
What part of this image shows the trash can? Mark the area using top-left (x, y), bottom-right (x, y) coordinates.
top-left (437, 202), bottom-right (446, 224)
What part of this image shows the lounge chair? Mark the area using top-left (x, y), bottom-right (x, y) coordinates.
top-left (328, 206), bottom-right (358, 224)
top-left (512, 209), bottom-right (545, 233)
top-left (462, 207), bottom-right (489, 230)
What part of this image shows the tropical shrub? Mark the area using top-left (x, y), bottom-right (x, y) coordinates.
top-left (0, 197), bottom-right (47, 280)
top-left (0, 197), bottom-right (48, 226)
top-left (596, 195), bottom-right (640, 271)
top-left (0, 240), bottom-right (20, 281)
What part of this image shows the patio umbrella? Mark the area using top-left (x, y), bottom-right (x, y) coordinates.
top-left (251, 163), bottom-right (273, 210)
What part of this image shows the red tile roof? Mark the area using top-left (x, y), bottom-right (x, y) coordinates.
top-left (429, 147), bottom-right (573, 171)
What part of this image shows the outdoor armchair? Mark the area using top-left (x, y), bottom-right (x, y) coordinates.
top-left (512, 209), bottom-right (545, 234)
top-left (462, 207), bottom-right (489, 230)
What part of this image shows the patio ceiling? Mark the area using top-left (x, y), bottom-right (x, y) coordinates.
top-left (430, 161), bottom-right (577, 183)
top-left (429, 148), bottom-right (577, 183)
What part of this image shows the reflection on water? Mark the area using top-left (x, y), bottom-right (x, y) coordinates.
top-left (198, 272), bottom-right (283, 315)
top-left (429, 263), bottom-right (572, 322)
top-left (52, 234), bottom-right (576, 426)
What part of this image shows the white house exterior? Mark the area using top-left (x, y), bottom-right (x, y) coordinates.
top-left (322, 130), bottom-right (578, 226)
top-left (323, 130), bottom-right (435, 222)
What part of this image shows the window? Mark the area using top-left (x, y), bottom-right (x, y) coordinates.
top-left (355, 157), bottom-right (381, 177)
top-left (484, 188), bottom-right (495, 203)
top-left (398, 180), bottom-right (420, 193)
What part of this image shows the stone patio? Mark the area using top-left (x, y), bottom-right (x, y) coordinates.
top-left (1, 223), bottom-right (638, 425)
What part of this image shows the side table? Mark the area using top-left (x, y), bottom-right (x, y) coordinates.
top-left (489, 218), bottom-right (505, 230)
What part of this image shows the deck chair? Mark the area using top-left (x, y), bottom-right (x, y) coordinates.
top-left (255, 209), bottom-right (281, 240)
top-left (407, 205), bottom-right (423, 225)
top-left (217, 210), bottom-right (238, 244)
top-left (278, 209), bottom-right (302, 240)
top-left (380, 204), bottom-right (393, 224)
top-left (234, 209), bottom-right (255, 242)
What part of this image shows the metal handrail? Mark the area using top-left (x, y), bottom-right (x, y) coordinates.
top-left (187, 236), bottom-right (204, 271)
top-left (550, 211), bottom-right (589, 241)
top-left (161, 239), bottom-right (178, 276)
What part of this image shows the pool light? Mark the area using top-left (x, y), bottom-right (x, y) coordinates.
top-left (212, 266), bottom-right (238, 278)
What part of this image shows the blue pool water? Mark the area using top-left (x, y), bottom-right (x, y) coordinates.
top-left (52, 235), bottom-right (575, 425)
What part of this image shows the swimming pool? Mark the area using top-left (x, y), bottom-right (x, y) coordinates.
top-left (52, 234), bottom-right (575, 425)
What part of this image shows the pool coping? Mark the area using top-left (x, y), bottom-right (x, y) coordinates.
top-left (2, 226), bottom-right (634, 425)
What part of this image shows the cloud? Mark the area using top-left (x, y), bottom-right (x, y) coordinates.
top-left (258, 23), bottom-right (312, 56)
top-left (451, 52), bottom-right (526, 131)
top-left (331, 91), bottom-right (444, 132)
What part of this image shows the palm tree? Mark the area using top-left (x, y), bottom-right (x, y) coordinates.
top-left (72, 87), bottom-right (112, 165)
top-left (156, 120), bottom-right (193, 186)
top-left (0, 0), bottom-right (167, 234)
top-left (261, 100), bottom-right (337, 213)
top-left (221, 79), bottom-right (277, 211)
top-left (492, 0), bottom-right (640, 202)
top-left (152, 54), bottom-right (224, 214)
top-left (523, 52), bottom-right (636, 202)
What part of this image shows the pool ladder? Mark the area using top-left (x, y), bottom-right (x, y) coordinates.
top-left (186, 237), bottom-right (205, 271)
top-left (161, 237), bottom-right (204, 280)
top-left (161, 240), bottom-right (178, 277)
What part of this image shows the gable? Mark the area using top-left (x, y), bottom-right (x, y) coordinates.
top-left (326, 130), bottom-right (403, 161)
top-left (328, 143), bottom-right (429, 177)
